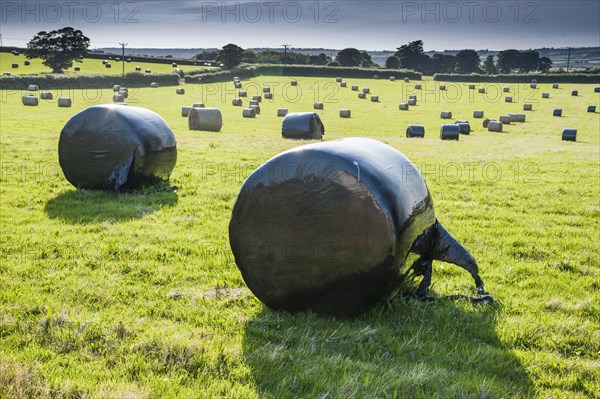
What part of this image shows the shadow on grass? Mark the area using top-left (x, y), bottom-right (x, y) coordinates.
top-left (44, 184), bottom-right (178, 224)
top-left (243, 297), bottom-right (533, 398)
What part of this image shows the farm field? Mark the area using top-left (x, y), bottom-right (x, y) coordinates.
top-left (0, 76), bottom-right (599, 398)
top-left (1, 53), bottom-right (212, 76)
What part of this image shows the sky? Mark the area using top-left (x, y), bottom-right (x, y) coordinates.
top-left (1, 0), bottom-right (599, 51)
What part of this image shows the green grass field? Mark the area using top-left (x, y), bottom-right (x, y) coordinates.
top-left (1, 53), bottom-right (212, 76)
top-left (1, 75), bottom-right (599, 398)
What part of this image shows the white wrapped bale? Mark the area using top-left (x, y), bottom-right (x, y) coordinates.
top-left (58, 97), bottom-right (72, 107)
top-left (40, 92), bottom-right (53, 100)
top-left (473, 110), bottom-right (484, 118)
top-left (188, 108), bottom-right (223, 132)
top-left (22, 95), bottom-right (38, 106)
top-left (340, 109), bottom-right (351, 118)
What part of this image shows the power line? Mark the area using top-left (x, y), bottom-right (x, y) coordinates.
top-left (282, 44), bottom-right (291, 68)
top-left (119, 42), bottom-right (127, 79)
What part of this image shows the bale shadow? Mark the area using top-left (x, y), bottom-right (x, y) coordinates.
top-left (44, 184), bottom-right (178, 224)
top-left (243, 297), bottom-right (533, 398)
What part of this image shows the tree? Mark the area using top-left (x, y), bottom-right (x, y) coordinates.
top-left (241, 50), bottom-right (257, 63)
top-left (537, 56), bottom-right (552, 72)
top-left (336, 48), bottom-right (363, 67)
top-left (482, 55), bottom-right (497, 74)
top-left (430, 54), bottom-right (456, 74)
top-left (216, 44), bottom-right (244, 69)
top-left (385, 56), bottom-right (401, 69)
top-left (455, 49), bottom-right (481, 74)
top-left (497, 49), bottom-right (521, 73)
top-left (519, 50), bottom-right (541, 73)
top-left (194, 50), bottom-right (219, 61)
top-left (309, 53), bottom-right (329, 65)
top-left (25, 27), bottom-right (90, 73)
top-left (394, 40), bottom-right (430, 72)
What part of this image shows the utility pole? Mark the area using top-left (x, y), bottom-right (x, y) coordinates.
top-left (566, 47), bottom-right (571, 73)
top-left (119, 42), bottom-right (127, 78)
top-left (282, 44), bottom-right (291, 68)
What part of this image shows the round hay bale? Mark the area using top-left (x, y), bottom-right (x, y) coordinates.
top-left (404, 77), bottom-right (409, 82)
top-left (587, 105), bottom-right (596, 113)
top-left (440, 124), bottom-right (460, 140)
top-left (58, 97), bottom-right (72, 108)
top-left (314, 102), bottom-right (324, 110)
top-left (358, 92), bottom-right (366, 99)
top-left (135, 66), bottom-right (141, 71)
top-left (252, 95), bottom-right (262, 103)
top-left (113, 85), bottom-right (121, 92)
top-left (192, 103), bottom-right (205, 108)
top-left (145, 69), bottom-right (151, 73)
top-left (265, 92), bottom-right (273, 100)
top-left (59, 104), bottom-right (176, 191)
top-left (73, 65), bottom-right (81, 71)
top-left (469, 84), bottom-right (476, 90)
top-left (478, 88), bottom-right (485, 93)
top-left (406, 125), bottom-right (425, 138)
top-left (440, 111), bottom-right (452, 119)
top-left (232, 98), bottom-right (243, 106)
top-left (439, 85), bottom-right (446, 91)
top-left (176, 88), bottom-right (185, 95)
top-left (291, 80), bottom-right (298, 86)
top-left (530, 83), bottom-right (537, 89)
top-left (113, 94), bottom-right (125, 103)
top-left (24, 60), bottom-right (31, 66)
top-left (523, 103), bottom-right (533, 111)
top-left (105, 63), bottom-right (112, 69)
top-left (515, 113), bottom-right (526, 122)
top-left (505, 96), bottom-right (513, 103)
top-left (415, 84), bottom-right (422, 90)
top-left (507, 113), bottom-right (519, 123)
top-left (12, 64), bottom-right (18, 68)
top-left (119, 89), bottom-right (128, 99)
top-left (233, 77), bottom-right (240, 81)
top-left (553, 83), bottom-right (559, 89)
top-left (249, 100), bottom-right (259, 107)
top-left (456, 123), bottom-right (471, 135)
top-left (3, 72), bottom-right (11, 76)
top-left (562, 129), bottom-right (577, 142)
top-left (281, 112), bottom-right (325, 140)
top-left (188, 108), bottom-right (223, 132)
top-left (28, 85), bottom-right (39, 91)
top-left (340, 109), bottom-right (351, 118)
top-left (371, 96), bottom-right (379, 102)
top-left (499, 115), bottom-right (511, 124)
top-left (399, 103), bottom-right (409, 111)
top-left (503, 87), bottom-right (510, 93)
top-left (407, 98), bottom-right (417, 106)
top-left (488, 121), bottom-right (503, 132)
top-left (571, 90), bottom-right (578, 96)
top-left (277, 108), bottom-right (288, 117)
top-left (542, 92), bottom-right (549, 99)
top-left (182, 106), bottom-right (192, 117)
top-left (594, 87), bottom-right (600, 93)
top-left (102, 60), bottom-right (108, 64)
top-left (235, 82), bottom-right (242, 89)
top-left (340, 82), bottom-right (347, 88)
top-left (336, 77), bottom-right (343, 83)
top-left (263, 86), bottom-right (270, 93)
top-left (250, 105), bottom-right (261, 115)
top-left (243, 108), bottom-right (256, 118)
top-left (22, 95), bottom-right (38, 106)
top-left (126, 58), bottom-right (132, 63)
top-left (352, 85), bottom-right (359, 91)
top-left (172, 63), bottom-right (177, 67)
top-left (389, 76), bottom-right (396, 81)
top-left (373, 74), bottom-right (379, 80)
top-left (362, 88), bottom-right (370, 94)
top-left (483, 118), bottom-right (495, 128)
top-left (473, 110), bottom-right (484, 118)
top-left (531, 79), bottom-right (537, 84)
top-left (150, 82), bottom-right (159, 88)
top-left (553, 109), bottom-right (562, 117)
top-left (40, 92), bottom-right (53, 100)
top-left (239, 91), bottom-right (247, 97)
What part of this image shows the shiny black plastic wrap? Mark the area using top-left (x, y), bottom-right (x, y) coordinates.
top-left (59, 105), bottom-right (177, 191)
top-left (281, 112), bottom-right (325, 140)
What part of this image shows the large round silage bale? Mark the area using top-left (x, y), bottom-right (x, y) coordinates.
top-left (239, 91), bottom-right (247, 97)
top-left (488, 121), bottom-right (503, 132)
top-left (243, 108), bottom-right (256, 118)
top-left (499, 115), bottom-right (511, 124)
top-left (371, 96), bottom-right (379, 102)
top-left (232, 98), bottom-right (243, 106)
top-left (483, 119), bottom-right (495, 128)
top-left (277, 108), bottom-right (288, 117)
top-left (263, 86), bottom-right (271, 93)
top-left (265, 92), bottom-right (273, 100)
top-left (192, 102), bottom-right (205, 108)
top-left (250, 105), bottom-right (261, 115)
top-left (440, 124), bottom-right (460, 140)
top-left (58, 97), bottom-right (72, 107)
top-left (358, 92), bottom-right (366, 99)
top-left (281, 112), bottom-right (325, 140)
top-left (113, 85), bottom-right (121, 92)
top-left (235, 82), bottom-right (242, 89)
top-left (503, 87), bottom-right (510, 93)
top-left (176, 88), bottom-right (185, 95)
top-left (553, 83), bottom-right (559, 89)
top-left (336, 77), bottom-right (342, 83)
top-left (439, 85), bottom-right (446, 91)
top-left (22, 95), bottom-right (39, 106)
top-left (505, 96), bottom-right (513, 103)
top-left (542, 92), bottom-right (549, 99)
top-left (314, 102), bottom-right (324, 110)
top-left (399, 103), bottom-right (409, 111)
top-left (40, 92), bottom-right (53, 100)
top-left (363, 88), bottom-right (370, 94)
top-left (553, 109), bottom-right (562, 117)
top-left (150, 82), bottom-right (159, 88)
top-left (28, 85), bottom-right (39, 91)
top-left (523, 104), bottom-right (533, 111)
top-left (58, 104), bottom-right (177, 191)
top-left (478, 88), bottom-right (485, 93)
top-left (340, 109), bottom-right (351, 118)
top-left (571, 90), bottom-right (578, 96)
top-left (440, 111), bottom-right (452, 119)
top-left (406, 125), bottom-right (425, 138)
top-left (182, 106), bottom-right (192, 117)
top-left (291, 80), bottom-right (298, 86)
top-left (340, 82), bottom-right (347, 88)
top-left (252, 95), bottom-right (262, 103)
top-left (249, 100), bottom-right (259, 107)
top-left (352, 85), bottom-right (359, 91)
top-left (473, 110), bottom-right (484, 118)
top-left (407, 98), bottom-right (417, 106)
top-left (456, 123), bottom-right (471, 135)
top-left (415, 84), bottom-right (422, 89)
top-left (588, 105), bottom-right (596, 113)
top-left (113, 94), bottom-right (125, 103)
top-left (188, 108), bottom-right (223, 132)
top-left (561, 129), bottom-right (576, 141)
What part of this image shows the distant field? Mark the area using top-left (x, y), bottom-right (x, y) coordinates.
top-left (0, 76), bottom-right (599, 398)
top-left (1, 53), bottom-right (214, 76)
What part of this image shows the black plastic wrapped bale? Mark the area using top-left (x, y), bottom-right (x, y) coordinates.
top-left (524, 104), bottom-right (533, 111)
top-left (373, 74), bottom-right (379, 79)
top-left (252, 95), bottom-right (262, 103)
top-left (192, 103), bottom-right (205, 108)
top-left (469, 85), bottom-right (476, 90)
top-left (553, 84), bottom-right (559, 89)
top-left (352, 86), bottom-right (359, 91)
top-left (239, 91), bottom-right (247, 97)
top-left (505, 96), bottom-right (512, 103)
top-left (291, 80), bottom-right (298, 86)
top-left (135, 66), bottom-right (141, 71)
top-left (182, 106), bottom-right (192, 117)
top-left (336, 77), bottom-right (342, 83)
top-left (473, 110), bottom-right (484, 118)
top-left (439, 85), bottom-right (446, 91)
top-left (358, 93), bottom-right (366, 99)
top-left (478, 88), bottom-right (485, 93)
top-left (507, 113), bottom-right (519, 123)
top-left (483, 118), bottom-right (494, 128)
top-left (363, 88), bottom-right (370, 94)
top-left (24, 60), bottom-right (31, 66)
top-left (553, 109), bottom-right (562, 117)
top-left (595, 87), bottom-right (600, 93)
top-left (340, 109), bottom-right (351, 118)
top-left (503, 87), bottom-right (510, 93)
top-left (22, 95), bottom-right (38, 106)
top-left (571, 90), bottom-right (578, 96)
top-left (314, 102), bottom-right (324, 110)
top-left (232, 98), bottom-right (243, 107)
top-left (250, 105), bottom-right (261, 115)
top-left (389, 76), bottom-right (396, 81)
top-left (176, 88), bottom-right (185, 95)
top-left (340, 82), bottom-right (347, 88)
top-left (408, 98), bottom-right (417, 106)
top-left (150, 82), bottom-right (159, 88)
top-left (58, 98), bottom-right (72, 108)
top-left (28, 85), bottom-right (39, 91)
top-left (188, 108), bottom-right (222, 132)
top-left (371, 96), bottom-right (379, 102)
top-left (145, 69), bottom-right (151, 73)
top-left (562, 129), bottom-right (577, 141)
top-left (588, 105), bottom-right (596, 113)
top-left (12, 64), bottom-right (18, 68)
top-left (59, 104), bottom-right (177, 191)
top-left (499, 115), bottom-right (511, 124)
top-left (74, 66), bottom-right (81, 71)
top-left (282, 112), bottom-right (324, 140)
top-left (235, 82), bottom-right (242, 89)
top-left (440, 111), bottom-right (452, 119)
top-left (440, 124), bottom-right (460, 140)
top-left (243, 108), bottom-right (256, 118)
top-left (406, 125), bottom-right (425, 138)
top-left (105, 64), bottom-right (112, 69)
top-left (229, 138), bottom-right (491, 317)
top-left (542, 92), bottom-right (549, 99)
top-left (249, 100), bottom-right (259, 107)
top-left (263, 86), bottom-right (271, 93)
top-left (265, 93), bottom-right (273, 100)
top-left (113, 85), bottom-right (121, 92)
top-left (530, 84), bottom-right (537, 89)
top-left (277, 108), bottom-right (288, 117)
top-left (456, 123), bottom-right (471, 135)
top-left (488, 121), bottom-right (503, 132)
top-left (113, 94), bottom-right (125, 103)
top-left (40, 92), bottom-right (53, 100)
top-left (399, 103), bottom-right (409, 111)
top-left (531, 79), bottom-right (537, 84)
top-left (404, 77), bottom-right (409, 82)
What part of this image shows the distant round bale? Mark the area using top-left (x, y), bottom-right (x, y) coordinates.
top-left (473, 110), bottom-right (484, 118)
top-left (371, 96), bottom-right (379, 102)
top-left (507, 113), bottom-right (519, 123)
top-left (340, 82), bottom-right (347, 88)
top-left (358, 92), bottom-right (366, 99)
top-left (135, 66), bottom-right (141, 71)
top-left (233, 77), bottom-right (240, 81)
top-left (59, 104), bottom-right (176, 191)
top-left (363, 88), bottom-right (370, 94)
top-left (488, 121), bottom-right (503, 132)
top-left (407, 98), bottom-right (417, 106)
top-left (263, 86), bottom-right (270, 93)
top-left (553, 83), bottom-right (559, 89)
top-left (150, 82), bottom-right (159, 88)
top-left (40, 92), bottom-right (53, 100)
top-left (440, 124), bottom-right (460, 140)
top-left (252, 95), bottom-right (262, 102)
top-left (235, 82), bottom-right (242, 89)
top-left (249, 100), bottom-right (259, 107)
top-left (28, 85), bottom-right (39, 91)
top-left (594, 87), bottom-right (600, 93)
top-left (352, 85), bottom-right (359, 91)
top-left (74, 66), bottom-right (81, 71)
top-left (58, 97), bottom-right (72, 107)
top-left (561, 129), bottom-right (577, 142)
top-left (243, 108), bottom-right (256, 118)
top-left (531, 79), bottom-right (537, 84)
top-left (265, 92), bottom-right (273, 100)
top-left (469, 85), bottom-right (476, 90)
top-left (336, 77), bottom-right (343, 83)
top-left (406, 125), bottom-right (425, 138)
top-left (503, 87), bottom-right (510, 92)
top-left (440, 111), bottom-right (452, 119)
top-left (3, 72), bottom-right (10, 76)
top-left (192, 102), bottom-right (205, 108)
top-left (188, 108), bottom-right (223, 132)
top-left (113, 85), bottom-right (121, 91)
top-left (182, 106), bottom-right (192, 117)
top-left (118, 89), bottom-right (128, 99)
top-left (588, 105), bottom-right (596, 113)
top-left (499, 115), bottom-right (511, 124)
top-left (478, 88), bottom-right (485, 93)
top-left (113, 94), bottom-right (125, 103)
top-left (542, 92), bottom-right (549, 98)
top-left (571, 90), bottom-right (578, 96)
top-left (389, 76), bottom-right (395, 81)
top-left (415, 84), bottom-right (422, 89)
top-left (516, 113), bottom-right (526, 122)
top-left (505, 96), bottom-right (512, 103)
top-left (145, 69), bottom-right (151, 73)
top-left (277, 108), bottom-right (288, 117)
top-left (404, 77), bottom-right (409, 82)
top-left (553, 109), bottom-right (562, 117)
top-left (291, 80), bottom-right (297, 86)
top-left (530, 83), bottom-right (537, 89)
top-left (456, 123), bottom-right (471, 135)
top-left (103, 60), bottom-right (108, 64)
top-left (399, 103), bottom-right (409, 111)
top-left (105, 63), bottom-right (112, 68)
top-left (172, 62), bottom-right (177, 67)
top-left (22, 95), bottom-right (38, 106)
top-left (523, 103), bottom-right (533, 111)
top-left (439, 85), bottom-right (446, 91)
top-left (250, 105), bottom-right (261, 115)
top-left (176, 88), bottom-right (185, 95)
top-left (12, 64), bottom-right (18, 68)
top-left (483, 118), bottom-right (495, 128)
top-left (314, 102), bottom-right (324, 110)
top-left (373, 75), bottom-right (379, 79)
top-left (282, 112), bottom-right (325, 140)
top-left (340, 109), bottom-right (351, 118)
top-left (239, 91), bottom-right (247, 97)
top-left (24, 60), bottom-right (31, 66)
top-left (232, 98), bottom-right (243, 106)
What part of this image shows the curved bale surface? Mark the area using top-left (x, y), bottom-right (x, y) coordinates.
top-left (483, 118), bottom-right (494, 128)
top-left (188, 108), bottom-right (223, 132)
top-left (22, 95), bottom-right (38, 106)
top-left (176, 88), bottom-right (185, 95)
top-left (588, 105), bottom-right (597, 113)
top-left (473, 110), bottom-right (484, 118)
top-left (562, 129), bottom-right (577, 141)
top-left (524, 104), bottom-right (533, 111)
top-left (58, 97), bottom-right (72, 108)
top-left (406, 125), bottom-right (425, 138)
top-left (488, 121), bottom-right (503, 132)
top-left (282, 112), bottom-right (324, 140)
top-left (277, 108), bottom-right (288, 117)
top-left (440, 124), bottom-right (460, 140)
top-left (340, 109), bottom-right (351, 118)
top-left (399, 103), bottom-right (409, 111)
top-left (440, 111), bottom-right (452, 119)
top-left (40, 92), bottom-right (53, 100)
top-left (59, 105), bottom-right (177, 191)
top-left (243, 108), bottom-right (256, 118)
top-left (456, 123), bottom-right (471, 135)
top-left (229, 138), bottom-right (489, 316)
top-left (181, 106), bottom-right (192, 117)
